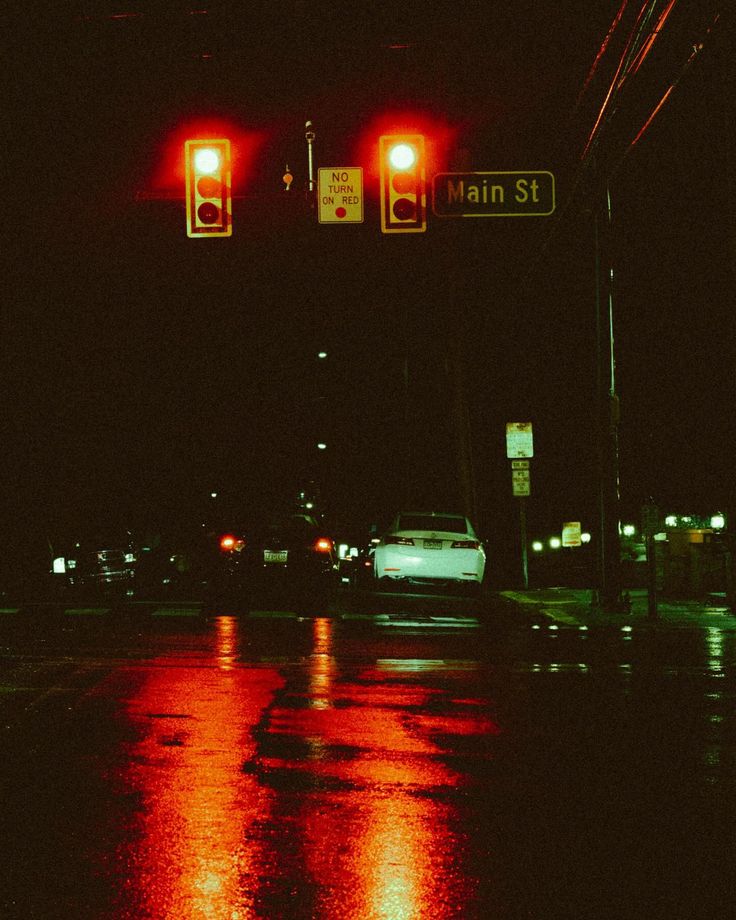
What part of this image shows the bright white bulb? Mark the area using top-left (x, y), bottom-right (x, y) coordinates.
top-left (389, 143), bottom-right (416, 170)
top-left (194, 148), bottom-right (220, 174)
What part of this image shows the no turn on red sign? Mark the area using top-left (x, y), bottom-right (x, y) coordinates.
top-left (318, 168), bottom-right (364, 223)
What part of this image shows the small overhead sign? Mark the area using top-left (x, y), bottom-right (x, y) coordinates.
top-left (432, 171), bottom-right (555, 218)
top-left (318, 168), bottom-right (364, 223)
top-left (506, 422), bottom-right (534, 459)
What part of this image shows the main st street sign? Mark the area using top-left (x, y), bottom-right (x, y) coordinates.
top-left (432, 171), bottom-right (555, 217)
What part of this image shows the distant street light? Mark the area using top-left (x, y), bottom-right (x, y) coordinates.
top-left (317, 442), bottom-right (327, 450)
top-left (317, 351), bottom-right (328, 359)
top-left (549, 537), bottom-right (561, 549)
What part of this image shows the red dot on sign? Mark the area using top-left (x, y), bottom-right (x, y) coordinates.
top-left (335, 207), bottom-right (347, 219)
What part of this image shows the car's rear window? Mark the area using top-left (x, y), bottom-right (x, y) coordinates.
top-left (397, 515), bottom-right (468, 534)
top-left (264, 516), bottom-right (319, 537)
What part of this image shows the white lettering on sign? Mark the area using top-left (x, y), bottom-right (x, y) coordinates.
top-left (447, 179), bottom-right (504, 205)
top-left (515, 178), bottom-right (540, 203)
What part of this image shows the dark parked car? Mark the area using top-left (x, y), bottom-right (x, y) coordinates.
top-left (51, 531), bottom-right (138, 598)
top-left (215, 513), bottom-right (339, 608)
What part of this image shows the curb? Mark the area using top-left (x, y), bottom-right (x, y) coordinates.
top-left (499, 589), bottom-right (736, 630)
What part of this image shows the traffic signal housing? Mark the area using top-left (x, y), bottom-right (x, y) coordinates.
top-left (184, 139), bottom-right (232, 238)
top-left (379, 134), bottom-right (426, 234)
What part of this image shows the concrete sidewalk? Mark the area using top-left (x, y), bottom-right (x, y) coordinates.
top-left (499, 586), bottom-right (736, 629)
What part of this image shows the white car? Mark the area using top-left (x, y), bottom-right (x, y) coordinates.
top-left (373, 512), bottom-right (486, 592)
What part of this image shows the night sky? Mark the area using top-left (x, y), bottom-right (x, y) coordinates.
top-left (6, 2), bottom-right (733, 558)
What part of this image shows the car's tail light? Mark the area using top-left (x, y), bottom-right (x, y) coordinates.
top-left (313, 537), bottom-right (333, 553)
top-left (220, 534), bottom-right (244, 552)
top-left (451, 539), bottom-right (480, 549)
top-left (384, 536), bottom-right (415, 546)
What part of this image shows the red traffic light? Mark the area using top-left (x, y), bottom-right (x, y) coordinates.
top-left (379, 134), bottom-right (426, 234)
top-left (185, 139), bottom-right (232, 238)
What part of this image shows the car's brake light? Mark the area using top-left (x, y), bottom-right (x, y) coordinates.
top-left (384, 536), bottom-right (415, 546)
top-left (313, 537), bottom-right (333, 553)
top-left (451, 540), bottom-right (480, 549)
top-left (220, 534), bottom-right (244, 552)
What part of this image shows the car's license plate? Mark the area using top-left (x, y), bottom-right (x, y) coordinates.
top-left (423, 540), bottom-right (443, 550)
top-left (264, 550), bottom-right (288, 563)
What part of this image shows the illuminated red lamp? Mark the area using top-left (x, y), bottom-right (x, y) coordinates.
top-left (313, 537), bottom-right (334, 553)
top-left (219, 534), bottom-right (244, 552)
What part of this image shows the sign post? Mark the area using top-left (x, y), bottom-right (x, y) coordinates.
top-left (507, 424), bottom-right (534, 589)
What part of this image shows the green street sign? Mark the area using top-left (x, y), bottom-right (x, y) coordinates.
top-left (432, 170), bottom-right (555, 218)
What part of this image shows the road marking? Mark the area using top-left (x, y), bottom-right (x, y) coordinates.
top-left (65, 608), bottom-right (110, 616)
top-left (151, 606), bottom-right (202, 617)
top-left (248, 610), bottom-right (301, 618)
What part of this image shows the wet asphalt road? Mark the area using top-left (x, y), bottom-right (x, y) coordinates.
top-left (0, 589), bottom-right (734, 920)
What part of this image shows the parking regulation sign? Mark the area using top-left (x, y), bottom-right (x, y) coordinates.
top-left (506, 422), bottom-right (534, 458)
top-left (318, 168), bottom-right (364, 223)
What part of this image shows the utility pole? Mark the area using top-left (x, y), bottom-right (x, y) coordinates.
top-left (594, 181), bottom-right (623, 611)
top-left (713, 14), bottom-right (736, 610)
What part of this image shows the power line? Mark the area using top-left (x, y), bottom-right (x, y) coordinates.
top-left (516, 1), bottom-right (721, 296)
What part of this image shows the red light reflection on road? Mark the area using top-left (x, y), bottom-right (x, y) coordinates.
top-left (269, 623), bottom-right (499, 918)
top-left (114, 616), bottom-right (283, 920)
top-left (309, 616), bottom-right (335, 709)
top-left (112, 615), bottom-right (499, 918)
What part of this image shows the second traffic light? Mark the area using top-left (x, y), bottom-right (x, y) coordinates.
top-left (184, 139), bottom-right (232, 238)
top-left (379, 134), bottom-right (426, 234)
